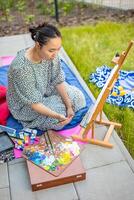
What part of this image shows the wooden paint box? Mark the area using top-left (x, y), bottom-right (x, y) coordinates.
top-left (26, 156), bottom-right (86, 191)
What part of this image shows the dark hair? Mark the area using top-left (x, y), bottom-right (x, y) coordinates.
top-left (29, 22), bottom-right (61, 47)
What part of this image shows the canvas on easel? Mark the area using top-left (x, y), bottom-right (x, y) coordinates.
top-left (72, 40), bottom-right (134, 148)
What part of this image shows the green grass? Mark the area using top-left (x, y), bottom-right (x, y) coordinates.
top-left (61, 21), bottom-right (134, 157)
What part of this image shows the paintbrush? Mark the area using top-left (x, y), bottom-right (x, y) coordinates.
top-left (46, 131), bottom-right (55, 154)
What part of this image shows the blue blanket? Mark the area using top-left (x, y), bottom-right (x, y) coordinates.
top-left (89, 65), bottom-right (134, 109)
top-left (0, 59), bottom-right (93, 134)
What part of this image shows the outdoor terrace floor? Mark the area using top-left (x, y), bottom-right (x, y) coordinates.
top-left (0, 34), bottom-right (134, 200)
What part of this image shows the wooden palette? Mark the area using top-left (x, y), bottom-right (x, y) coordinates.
top-left (23, 130), bottom-right (84, 177)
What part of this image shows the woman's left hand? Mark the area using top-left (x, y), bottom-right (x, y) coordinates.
top-left (67, 106), bottom-right (74, 118)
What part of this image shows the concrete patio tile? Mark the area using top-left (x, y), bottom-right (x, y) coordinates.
top-left (0, 35), bottom-right (26, 56)
top-left (0, 188), bottom-right (10, 200)
top-left (35, 184), bottom-right (78, 200)
top-left (8, 157), bottom-right (25, 166)
top-left (80, 126), bottom-right (125, 170)
top-left (0, 163), bottom-right (9, 188)
top-left (23, 34), bottom-right (34, 47)
top-left (8, 161), bottom-right (78, 200)
top-left (113, 132), bottom-right (134, 171)
top-left (8, 161), bottom-right (36, 200)
top-left (75, 161), bottom-right (134, 200)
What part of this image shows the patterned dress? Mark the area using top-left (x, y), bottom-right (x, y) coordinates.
top-left (7, 49), bottom-right (86, 130)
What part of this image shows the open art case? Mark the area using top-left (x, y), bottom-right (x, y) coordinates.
top-left (27, 156), bottom-right (86, 191)
top-left (23, 130), bottom-right (84, 177)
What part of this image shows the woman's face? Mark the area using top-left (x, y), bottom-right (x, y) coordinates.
top-left (38, 37), bottom-right (62, 60)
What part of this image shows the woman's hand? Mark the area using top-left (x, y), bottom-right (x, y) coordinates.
top-left (67, 107), bottom-right (74, 118)
top-left (57, 116), bottom-right (73, 126)
top-left (58, 114), bottom-right (68, 121)
top-left (57, 106), bottom-right (74, 126)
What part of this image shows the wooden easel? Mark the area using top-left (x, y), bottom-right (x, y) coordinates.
top-left (72, 40), bottom-right (134, 148)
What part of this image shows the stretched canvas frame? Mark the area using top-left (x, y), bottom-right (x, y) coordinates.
top-left (72, 41), bottom-right (134, 148)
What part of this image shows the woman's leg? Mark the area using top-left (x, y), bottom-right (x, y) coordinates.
top-left (65, 83), bottom-right (86, 112)
top-left (22, 84), bottom-right (86, 131)
top-left (22, 95), bottom-right (66, 131)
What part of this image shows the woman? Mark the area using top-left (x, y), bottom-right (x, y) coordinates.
top-left (7, 23), bottom-right (86, 131)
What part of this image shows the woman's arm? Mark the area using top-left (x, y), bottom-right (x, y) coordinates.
top-left (31, 102), bottom-right (73, 126)
top-left (56, 82), bottom-right (74, 117)
top-left (31, 102), bottom-right (67, 121)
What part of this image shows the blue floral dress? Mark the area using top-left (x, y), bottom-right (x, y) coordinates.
top-left (7, 49), bottom-right (86, 130)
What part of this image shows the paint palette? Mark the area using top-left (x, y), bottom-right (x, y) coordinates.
top-left (23, 130), bottom-right (83, 176)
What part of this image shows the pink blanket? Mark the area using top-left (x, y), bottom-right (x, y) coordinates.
top-left (0, 56), bottom-right (15, 66)
top-left (14, 125), bottom-right (91, 158)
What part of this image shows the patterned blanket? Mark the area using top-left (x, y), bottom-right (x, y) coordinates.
top-left (89, 65), bottom-right (134, 109)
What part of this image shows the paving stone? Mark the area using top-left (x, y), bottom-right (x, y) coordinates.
top-left (75, 161), bottom-right (134, 200)
top-left (8, 161), bottom-right (78, 200)
top-left (8, 158), bottom-right (25, 166)
top-left (0, 163), bottom-right (9, 188)
top-left (35, 184), bottom-right (78, 200)
top-left (0, 188), bottom-right (10, 200)
top-left (8, 161), bottom-right (35, 200)
top-left (23, 34), bottom-right (34, 47)
top-left (0, 35), bottom-right (26, 56)
top-left (113, 132), bottom-right (134, 171)
top-left (80, 126), bottom-right (125, 170)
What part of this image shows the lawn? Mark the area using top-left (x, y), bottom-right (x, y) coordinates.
top-left (61, 21), bottom-right (134, 157)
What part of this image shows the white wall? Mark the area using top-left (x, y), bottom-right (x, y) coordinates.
top-left (81, 0), bottom-right (134, 10)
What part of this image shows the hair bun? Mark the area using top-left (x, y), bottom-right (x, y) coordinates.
top-left (29, 26), bottom-right (37, 41)
top-left (29, 23), bottom-right (48, 41)
top-left (37, 22), bottom-right (48, 29)
top-left (29, 22), bottom-right (61, 45)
